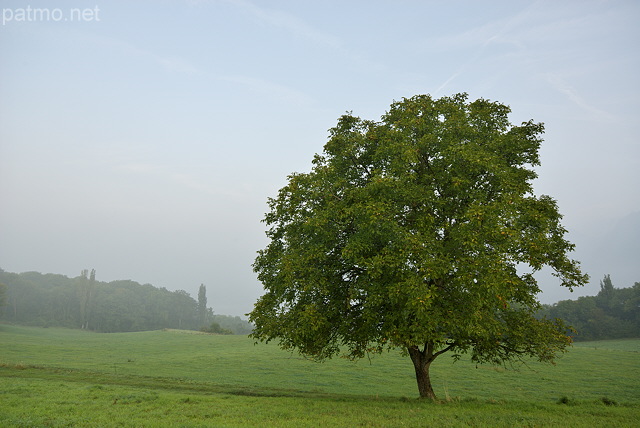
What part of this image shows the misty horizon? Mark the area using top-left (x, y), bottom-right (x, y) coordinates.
top-left (1, 1), bottom-right (639, 317)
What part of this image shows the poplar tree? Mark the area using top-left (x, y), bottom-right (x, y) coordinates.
top-left (197, 284), bottom-right (208, 327)
top-left (77, 269), bottom-right (96, 330)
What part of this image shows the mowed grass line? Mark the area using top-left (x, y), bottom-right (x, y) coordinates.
top-left (1, 324), bottom-right (639, 426)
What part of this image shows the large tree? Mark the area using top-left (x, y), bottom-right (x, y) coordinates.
top-left (249, 94), bottom-right (588, 399)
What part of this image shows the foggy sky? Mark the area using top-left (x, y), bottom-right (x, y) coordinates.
top-left (1, 0), bottom-right (639, 317)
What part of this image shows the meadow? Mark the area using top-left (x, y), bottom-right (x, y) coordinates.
top-left (1, 324), bottom-right (638, 427)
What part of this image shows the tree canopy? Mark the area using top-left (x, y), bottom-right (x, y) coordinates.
top-left (249, 94), bottom-right (588, 399)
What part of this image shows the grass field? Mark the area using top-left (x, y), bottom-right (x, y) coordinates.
top-left (1, 324), bottom-right (639, 427)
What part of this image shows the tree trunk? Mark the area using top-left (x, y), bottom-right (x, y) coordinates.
top-left (408, 343), bottom-right (437, 400)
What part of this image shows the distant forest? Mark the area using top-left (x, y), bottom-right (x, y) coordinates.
top-left (0, 269), bottom-right (253, 334)
top-left (537, 275), bottom-right (639, 341)
top-left (0, 269), bottom-right (637, 341)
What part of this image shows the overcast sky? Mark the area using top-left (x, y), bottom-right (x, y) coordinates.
top-left (1, 0), bottom-right (638, 317)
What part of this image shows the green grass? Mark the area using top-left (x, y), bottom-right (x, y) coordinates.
top-left (1, 324), bottom-right (639, 427)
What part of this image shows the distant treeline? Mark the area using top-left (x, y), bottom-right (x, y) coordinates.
top-left (0, 269), bottom-right (253, 334)
top-left (537, 275), bottom-right (640, 341)
top-left (1, 269), bottom-right (637, 340)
